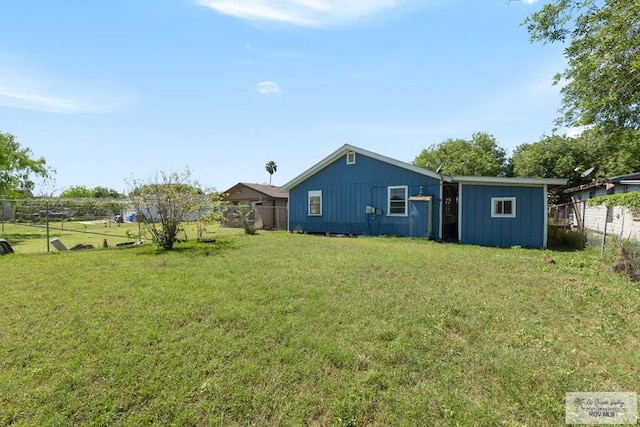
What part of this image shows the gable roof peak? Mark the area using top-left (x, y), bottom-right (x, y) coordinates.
top-left (280, 144), bottom-right (441, 190)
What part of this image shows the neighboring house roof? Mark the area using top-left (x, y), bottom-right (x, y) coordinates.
top-left (224, 182), bottom-right (288, 199)
top-left (280, 144), bottom-right (443, 190)
top-left (564, 172), bottom-right (640, 193)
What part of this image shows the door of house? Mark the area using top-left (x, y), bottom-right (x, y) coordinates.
top-left (409, 198), bottom-right (432, 238)
top-left (442, 184), bottom-right (459, 241)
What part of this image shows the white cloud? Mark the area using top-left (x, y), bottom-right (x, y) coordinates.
top-left (0, 53), bottom-right (130, 113)
top-left (0, 66), bottom-right (123, 113)
top-left (256, 81), bottom-right (282, 95)
top-left (196, 0), bottom-right (417, 27)
top-left (0, 86), bottom-right (114, 113)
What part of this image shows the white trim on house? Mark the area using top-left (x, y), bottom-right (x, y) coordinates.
top-left (457, 182), bottom-right (462, 242)
top-left (451, 176), bottom-right (567, 187)
top-left (387, 185), bottom-right (408, 217)
top-left (543, 184), bottom-right (548, 248)
top-left (346, 151), bottom-right (356, 164)
top-left (438, 182), bottom-right (444, 240)
top-left (308, 190), bottom-right (322, 216)
top-left (491, 197), bottom-right (516, 218)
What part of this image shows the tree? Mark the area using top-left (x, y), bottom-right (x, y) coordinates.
top-left (60, 185), bottom-right (125, 199)
top-left (60, 186), bottom-right (94, 198)
top-left (413, 132), bottom-right (507, 176)
top-left (0, 131), bottom-right (51, 198)
top-left (265, 160), bottom-right (277, 185)
top-left (511, 134), bottom-right (581, 203)
top-left (93, 186), bottom-right (125, 199)
top-left (511, 128), bottom-right (640, 202)
top-left (128, 168), bottom-right (204, 250)
top-left (523, 0), bottom-right (640, 131)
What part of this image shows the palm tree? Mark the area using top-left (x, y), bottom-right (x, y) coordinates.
top-left (265, 160), bottom-right (277, 185)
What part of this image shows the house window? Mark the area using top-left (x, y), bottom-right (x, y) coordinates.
top-left (388, 186), bottom-right (408, 216)
top-left (491, 197), bottom-right (516, 218)
top-left (308, 190), bottom-right (322, 216)
top-left (347, 151), bottom-right (356, 164)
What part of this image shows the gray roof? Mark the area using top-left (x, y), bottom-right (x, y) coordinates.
top-left (280, 144), bottom-right (442, 190)
top-left (280, 144), bottom-right (567, 190)
top-left (564, 171), bottom-right (640, 193)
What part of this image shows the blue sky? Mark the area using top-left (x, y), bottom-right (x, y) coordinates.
top-left (1, 0), bottom-right (567, 195)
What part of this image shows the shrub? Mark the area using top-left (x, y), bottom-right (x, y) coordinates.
top-left (547, 226), bottom-right (583, 250)
top-left (243, 219), bottom-right (256, 235)
top-left (129, 169), bottom-right (204, 250)
top-left (609, 238), bottom-right (640, 282)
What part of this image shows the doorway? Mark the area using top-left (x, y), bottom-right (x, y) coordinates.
top-left (442, 184), bottom-right (459, 241)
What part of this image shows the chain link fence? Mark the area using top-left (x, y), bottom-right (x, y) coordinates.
top-left (549, 200), bottom-right (640, 254)
top-left (0, 197), bottom-right (225, 254)
top-left (221, 204), bottom-right (287, 230)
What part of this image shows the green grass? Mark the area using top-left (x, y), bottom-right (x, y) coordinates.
top-left (1, 230), bottom-right (639, 426)
top-left (0, 220), bottom-right (225, 253)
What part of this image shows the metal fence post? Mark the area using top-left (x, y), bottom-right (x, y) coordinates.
top-left (581, 200), bottom-right (587, 250)
top-left (601, 212), bottom-right (608, 257)
top-left (46, 200), bottom-right (50, 252)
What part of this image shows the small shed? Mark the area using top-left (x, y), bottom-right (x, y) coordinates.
top-left (281, 144), bottom-right (566, 248)
top-left (222, 183), bottom-right (288, 230)
top-left (452, 176), bottom-right (564, 248)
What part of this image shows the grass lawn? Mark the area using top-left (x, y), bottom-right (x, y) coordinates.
top-left (0, 220), bottom-right (159, 254)
top-left (1, 228), bottom-right (639, 426)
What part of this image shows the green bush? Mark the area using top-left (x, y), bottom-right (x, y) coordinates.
top-left (609, 238), bottom-right (640, 282)
top-left (243, 219), bottom-right (256, 235)
top-left (547, 226), bottom-right (583, 250)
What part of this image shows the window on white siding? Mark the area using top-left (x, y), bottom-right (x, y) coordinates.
top-left (347, 151), bottom-right (356, 164)
top-left (491, 197), bottom-right (516, 218)
top-left (388, 186), bottom-right (408, 216)
top-left (308, 190), bottom-right (322, 216)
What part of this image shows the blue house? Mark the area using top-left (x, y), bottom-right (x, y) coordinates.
top-left (280, 144), bottom-right (567, 248)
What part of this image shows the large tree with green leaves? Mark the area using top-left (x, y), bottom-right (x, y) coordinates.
top-left (0, 131), bottom-right (51, 198)
top-left (413, 132), bottom-right (508, 176)
top-left (523, 0), bottom-right (640, 131)
top-left (511, 128), bottom-right (640, 202)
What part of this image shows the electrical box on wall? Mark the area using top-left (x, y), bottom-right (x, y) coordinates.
top-left (376, 209), bottom-right (383, 216)
top-left (365, 206), bottom-right (375, 214)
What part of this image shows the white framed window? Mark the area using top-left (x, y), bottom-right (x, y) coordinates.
top-left (308, 190), bottom-right (322, 216)
top-left (491, 197), bottom-right (516, 218)
top-left (346, 151), bottom-right (356, 164)
top-left (388, 186), bottom-right (408, 216)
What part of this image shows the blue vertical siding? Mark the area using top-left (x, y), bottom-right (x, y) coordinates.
top-left (288, 153), bottom-right (440, 237)
top-left (460, 184), bottom-right (545, 248)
